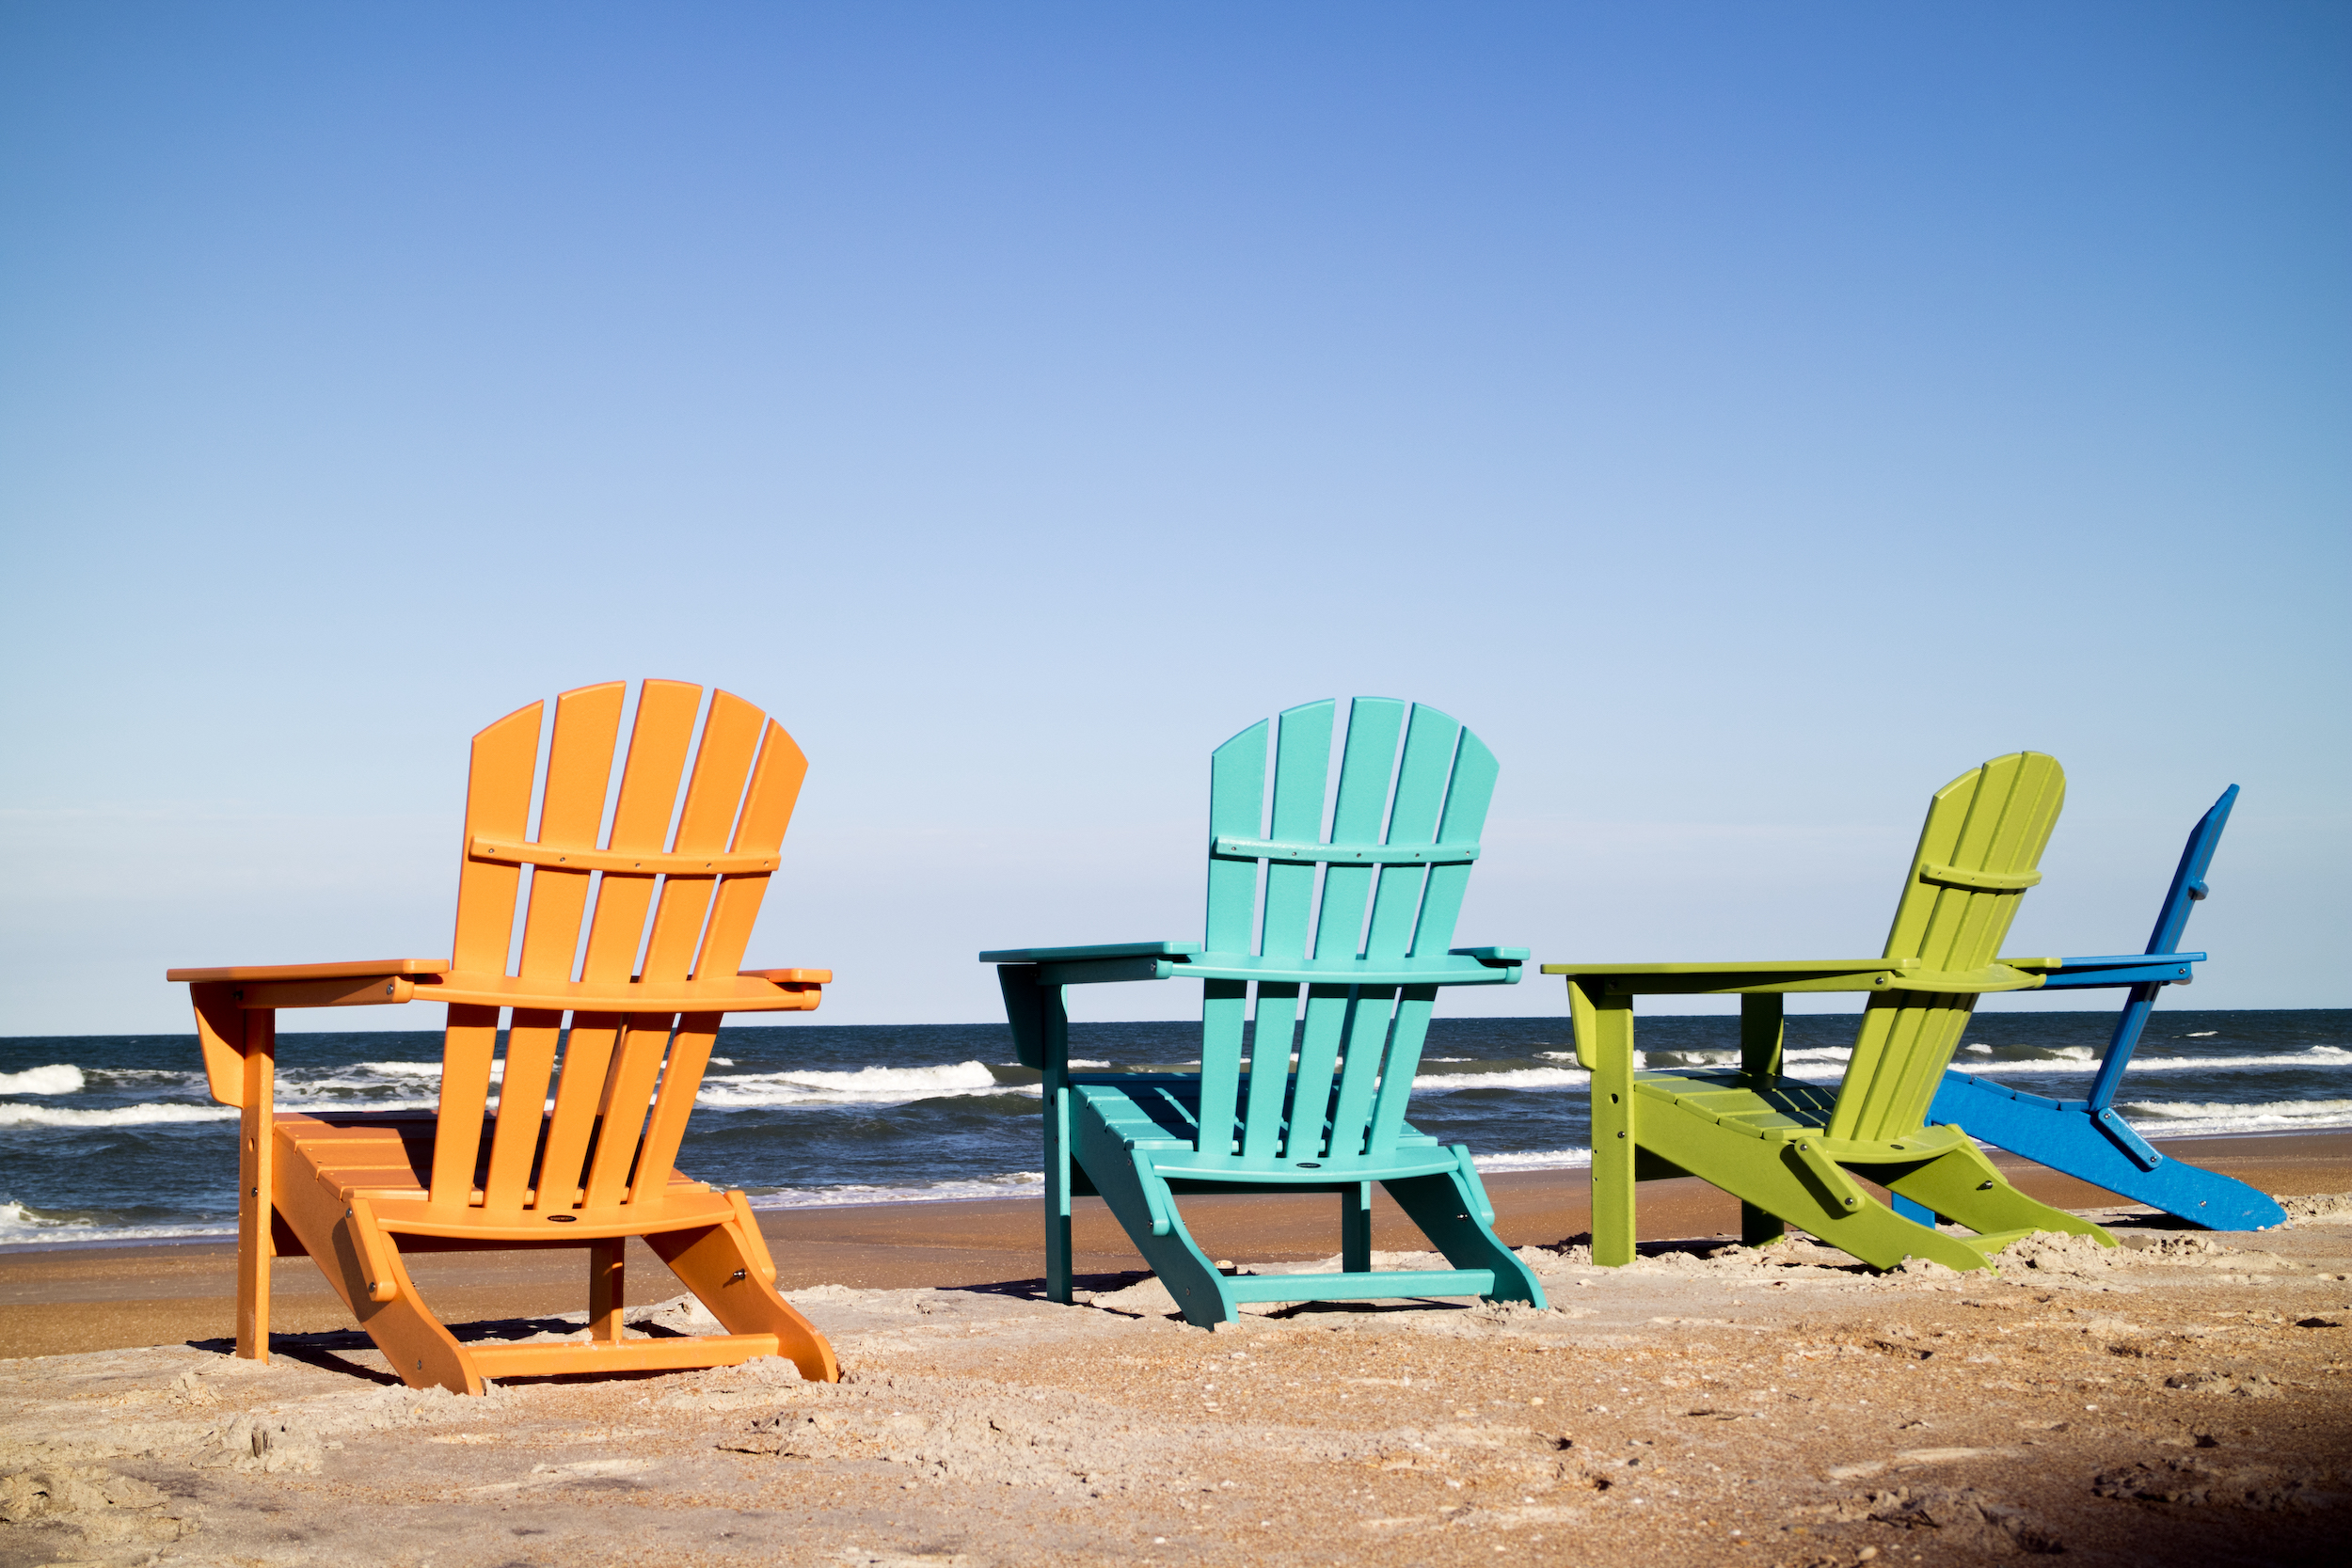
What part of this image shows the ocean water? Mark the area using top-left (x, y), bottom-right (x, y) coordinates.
top-left (1, 1008), bottom-right (2344, 1249)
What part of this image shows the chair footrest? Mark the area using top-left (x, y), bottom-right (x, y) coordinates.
top-left (1220, 1269), bottom-right (1496, 1303)
top-left (467, 1333), bottom-right (781, 1379)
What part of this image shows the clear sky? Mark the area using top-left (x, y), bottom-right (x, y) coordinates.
top-left (3, 3), bottom-right (2344, 1035)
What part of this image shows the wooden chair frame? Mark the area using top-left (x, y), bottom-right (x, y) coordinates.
top-left (1916, 784), bottom-right (2284, 1230)
top-left (1546, 752), bottom-right (2119, 1273)
top-left (168, 679), bottom-right (838, 1392)
top-left (984, 698), bottom-right (1546, 1327)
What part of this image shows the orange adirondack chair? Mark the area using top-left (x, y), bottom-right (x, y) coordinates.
top-left (167, 680), bottom-right (838, 1393)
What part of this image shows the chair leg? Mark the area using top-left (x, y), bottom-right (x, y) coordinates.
top-left (1741, 1201), bottom-right (1787, 1246)
top-left (1639, 1114), bottom-right (2004, 1273)
top-left (235, 1023), bottom-right (276, 1363)
top-left (1044, 1084), bottom-right (1074, 1305)
top-left (1590, 1040), bottom-right (1638, 1266)
top-left (588, 1239), bottom-right (624, 1344)
top-left (645, 1218), bottom-right (840, 1383)
top-left (1069, 1118), bottom-right (1232, 1326)
top-left (1341, 1181), bottom-right (1372, 1274)
top-left (1888, 1144), bottom-right (2114, 1248)
top-left (1383, 1156), bottom-right (1547, 1308)
top-left (271, 1173), bottom-right (483, 1394)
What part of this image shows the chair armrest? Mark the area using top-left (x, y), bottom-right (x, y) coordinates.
top-left (1035, 951), bottom-right (1521, 988)
top-left (979, 941), bottom-right (1203, 964)
top-left (167, 958), bottom-right (452, 983)
top-left (1997, 952), bottom-right (2203, 990)
top-left (1542, 958), bottom-right (1904, 995)
top-left (170, 958), bottom-right (453, 1012)
top-left (1542, 957), bottom-right (2043, 995)
top-left (169, 960), bottom-right (827, 1014)
top-left (1451, 946), bottom-right (1530, 964)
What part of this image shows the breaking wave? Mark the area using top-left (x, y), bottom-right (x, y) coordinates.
top-left (0, 1102), bottom-right (235, 1129)
top-left (0, 1064), bottom-right (84, 1095)
top-left (698, 1060), bottom-right (1027, 1109)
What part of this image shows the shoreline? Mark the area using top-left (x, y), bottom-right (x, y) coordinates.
top-left (0, 1122), bottom-right (2342, 1260)
top-left (4, 1130), bottom-right (2346, 1364)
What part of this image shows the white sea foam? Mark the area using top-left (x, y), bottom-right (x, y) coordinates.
top-left (742, 1171), bottom-right (1049, 1209)
top-left (1472, 1148), bottom-right (1595, 1171)
top-left (0, 1102), bottom-right (235, 1129)
top-left (0, 1200), bottom-right (235, 1248)
top-left (1965, 1048), bottom-right (2352, 1076)
top-left (0, 1064), bottom-right (84, 1095)
top-left (2112, 1097), bottom-right (2352, 1138)
top-left (697, 1060), bottom-right (1024, 1108)
top-left (1641, 1049), bottom-right (1743, 1069)
top-left (1412, 1067), bottom-right (1589, 1092)
top-left (1963, 1044), bottom-right (2100, 1063)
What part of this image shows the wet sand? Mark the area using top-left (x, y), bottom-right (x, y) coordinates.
top-left (2, 1133), bottom-right (2344, 1362)
top-left (1, 1135), bottom-right (2346, 1567)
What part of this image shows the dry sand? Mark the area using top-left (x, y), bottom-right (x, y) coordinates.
top-left (3, 1139), bottom-right (2348, 1567)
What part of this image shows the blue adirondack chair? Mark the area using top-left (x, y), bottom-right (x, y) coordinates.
top-left (1897, 786), bottom-right (2284, 1231)
top-left (981, 698), bottom-right (1547, 1328)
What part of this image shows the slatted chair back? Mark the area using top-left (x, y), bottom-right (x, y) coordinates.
top-left (432, 679), bottom-right (808, 1217)
top-left (1828, 750), bottom-right (2066, 1143)
top-left (1195, 697), bottom-right (1498, 1167)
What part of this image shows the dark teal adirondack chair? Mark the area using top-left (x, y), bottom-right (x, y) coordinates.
top-left (982, 698), bottom-right (1547, 1328)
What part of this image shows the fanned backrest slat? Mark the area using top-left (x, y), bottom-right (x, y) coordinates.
top-left (1283, 699), bottom-right (1407, 1159)
top-left (1829, 752), bottom-right (2065, 1143)
top-left (693, 720), bottom-right (810, 979)
top-left (1193, 699), bottom-right (1494, 1165)
top-left (1199, 720), bottom-right (1270, 1159)
top-left (514, 684), bottom-right (628, 979)
top-left (450, 702), bottom-right (545, 974)
top-left (1364, 725), bottom-right (1500, 1152)
top-left (1259, 703), bottom-right (1337, 962)
top-left (582, 1015), bottom-right (672, 1209)
top-left (484, 684), bottom-right (627, 1211)
top-left (1325, 705), bottom-right (1465, 1157)
top-left (639, 689), bottom-right (766, 982)
top-left (612, 694), bottom-right (774, 1209)
top-left (536, 684), bottom-right (702, 1209)
top-left (432, 702), bottom-right (544, 1206)
top-left (1247, 702), bottom-right (1333, 1160)
top-left (1313, 700), bottom-right (1407, 960)
top-left (576, 681), bottom-right (704, 984)
top-left (1409, 727), bottom-right (1499, 960)
top-left (630, 1017), bottom-right (720, 1205)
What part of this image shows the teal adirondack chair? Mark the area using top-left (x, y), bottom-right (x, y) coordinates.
top-left (1543, 752), bottom-right (2115, 1273)
top-left (982, 698), bottom-right (1547, 1327)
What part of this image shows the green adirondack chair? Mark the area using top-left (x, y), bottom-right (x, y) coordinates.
top-left (1542, 752), bottom-right (2114, 1273)
top-left (982, 698), bottom-right (1547, 1327)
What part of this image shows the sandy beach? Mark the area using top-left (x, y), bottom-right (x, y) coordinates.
top-left (4, 1132), bottom-right (2347, 1566)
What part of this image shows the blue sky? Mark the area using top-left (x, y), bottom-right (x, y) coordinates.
top-left (2, 2), bottom-right (2344, 1034)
